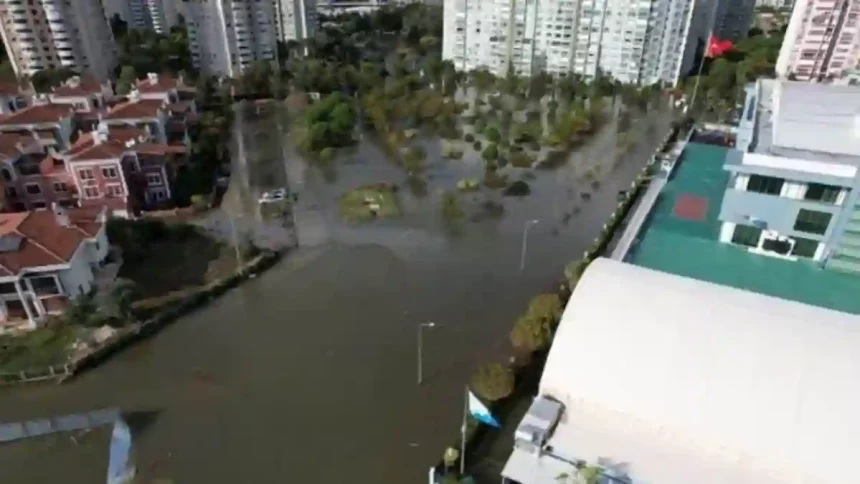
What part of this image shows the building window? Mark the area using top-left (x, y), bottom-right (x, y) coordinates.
top-left (24, 183), bottom-right (41, 195)
top-left (804, 183), bottom-right (840, 203)
top-left (1, 168), bottom-right (12, 182)
top-left (0, 282), bottom-right (17, 295)
top-left (105, 184), bottom-right (123, 197)
top-left (145, 173), bottom-right (162, 186)
top-left (84, 186), bottom-right (100, 198)
top-left (101, 166), bottom-right (119, 179)
top-left (731, 224), bottom-right (761, 247)
top-left (78, 168), bottom-right (94, 180)
top-left (53, 181), bottom-right (67, 192)
top-left (791, 237), bottom-right (818, 258)
top-left (746, 175), bottom-right (784, 195)
top-left (27, 275), bottom-right (61, 296)
top-left (793, 209), bottom-right (832, 235)
top-left (30, 201), bottom-right (46, 209)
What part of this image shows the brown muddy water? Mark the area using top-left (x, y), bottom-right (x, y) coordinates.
top-left (0, 99), bottom-right (674, 484)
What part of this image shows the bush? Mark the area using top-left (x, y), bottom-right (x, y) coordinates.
top-left (319, 147), bottom-right (336, 163)
top-left (464, 133), bottom-right (476, 143)
top-left (190, 194), bottom-right (210, 212)
top-left (484, 126), bottom-right (501, 143)
top-left (482, 144), bottom-right (499, 162)
top-left (509, 293), bottom-right (563, 352)
top-left (503, 180), bottom-right (531, 197)
top-left (509, 152), bottom-right (534, 168)
top-left (473, 140), bottom-right (483, 151)
top-left (470, 363), bottom-right (514, 402)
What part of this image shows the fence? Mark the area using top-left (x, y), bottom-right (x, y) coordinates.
top-left (0, 251), bottom-right (281, 386)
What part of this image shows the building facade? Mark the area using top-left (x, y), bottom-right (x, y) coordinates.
top-left (713, 0), bottom-right (756, 41)
top-left (0, 0), bottom-right (117, 80)
top-left (442, 0), bottom-right (717, 86)
top-left (775, 0), bottom-right (860, 81)
top-left (181, 0), bottom-right (282, 77)
top-left (718, 79), bottom-right (860, 274)
top-left (275, 0), bottom-right (317, 43)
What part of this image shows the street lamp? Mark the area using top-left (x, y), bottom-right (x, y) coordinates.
top-left (417, 322), bottom-right (436, 385)
top-left (520, 219), bottom-right (540, 272)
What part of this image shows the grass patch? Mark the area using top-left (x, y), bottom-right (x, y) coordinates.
top-left (0, 326), bottom-right (76, 373)
top-left (338, 183), bottom-right (401, 222)
top-left (119, 229), bottom-right (241, 301)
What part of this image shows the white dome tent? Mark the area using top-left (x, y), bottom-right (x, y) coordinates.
top-left (505, 258), bottom-right (860, 484)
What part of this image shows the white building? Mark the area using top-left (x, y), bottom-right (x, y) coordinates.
top-left (102, 0), bottom-right (180, 33)
top-left (0, 206), bottom-right (110, 332)
top-left (776, 0), bottom-right (860, 81)
top-left (442, 0), bottom-right (715, 85)
top-left (502, 258), bottom-right (860, 484)
top-left (275, 0), bottom-right (317, 43)
top-left (0, 0), bottom-right (117, 81)
top-left (180, 0), bottom-right (280, 77)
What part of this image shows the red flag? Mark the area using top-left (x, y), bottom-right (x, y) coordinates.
top-left (705, 35), bottom-right (733, 58)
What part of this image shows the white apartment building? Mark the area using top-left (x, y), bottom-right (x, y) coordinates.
top-left (181, 0), bottom-right (280, 77)
top-left (442, 0), bottom-right (711, 86)
top-left (275, 0), bottom-right (317, 43)
top-left (776, 0), bottom-right (860, 81)
top-left (102, 0), bottom-right (180, 33)
top-left (0, 0), bottom-right (117, 81)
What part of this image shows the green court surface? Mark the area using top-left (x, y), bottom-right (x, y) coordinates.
top-left (626, 143), bottom-right (860, 315)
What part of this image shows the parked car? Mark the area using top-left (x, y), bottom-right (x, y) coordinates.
top-left (258, 188), bottom-right (288, 204)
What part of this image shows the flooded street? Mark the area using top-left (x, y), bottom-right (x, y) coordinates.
top-left (0, 100), bottom-right (674, 483)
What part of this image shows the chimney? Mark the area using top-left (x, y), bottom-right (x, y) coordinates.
top-left (51, 202), bottom-right (69, 227)
top-left (147, 72), bottom-right (158, 85)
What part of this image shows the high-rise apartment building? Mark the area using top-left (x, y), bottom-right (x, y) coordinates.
top-left (776, 0), bottom-right (860, 81)
top-left (181, 0), bottom-right (315, 78)
top-left (442, 0), bottom-right (715, 86)
top-left (0, 0), bottom-right (117, 80)
top-left (275, 0), bottom-right (317, 44)
top-left (102, 0), bottom-right (180, 33)
top-left (713, 0), bottom-right (756, 41)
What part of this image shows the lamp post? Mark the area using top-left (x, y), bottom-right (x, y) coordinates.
top-left (417, 322), bottom-right (436, 385)
top-left (520, 219), bottom-right (540, 272)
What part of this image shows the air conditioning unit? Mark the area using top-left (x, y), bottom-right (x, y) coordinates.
top-left (761, 231), bottom-right (795, 255)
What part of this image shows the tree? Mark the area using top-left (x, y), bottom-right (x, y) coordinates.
top-left (116, 65), bottom-right (137, 95)
top-left (65, 290), bottom-right (100, 327)
top-left (482, 144), bottom-right (499, 162)
top-left (509, 293), bottom-right (563, 352)
top-left (470, 363), bottom-right (514, 402)
top-left (31, 68), bottom-right (76, 92)
top-left (484, 126), bottom-right (501, 143)
top-left (110, 279), bottom-right (140, 322)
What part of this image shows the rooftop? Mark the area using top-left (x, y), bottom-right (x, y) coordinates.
top-left (0, 104), bottom-right (72, 126)
top-left (625, 142), bottom-right (860, 314)
top-left (0, 208), bottom-right (104, 276)
top-left (104, 99), bottom-right (164, 120)
top-left (134, 72), bottom-right (179, 93)
top-left (50, 76), bottom-right (104, 98)
top-left (749, 79), bottom-right (860, 165)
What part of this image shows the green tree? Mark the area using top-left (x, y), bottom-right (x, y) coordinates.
top-left (110, 279), bottom-right (140, 322)
top-left (471, 363), bottom-right (514, 402)
top-left (509, 293), bottom-right (563, 352)
top-left (65, 290), bottom-right (100, 327)
top-left (482, 144), bottom-right (499, 162)
top-left (116, 65), bottom-right (137, 95)
top-left (484, 125), bottom-right (501, 143)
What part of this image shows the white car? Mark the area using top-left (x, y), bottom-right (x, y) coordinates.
top-left (258, 188), bottom-right (288, 204)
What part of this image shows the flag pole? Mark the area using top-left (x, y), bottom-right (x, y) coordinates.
top-left (687, 30), bottom-right (710, 114)
top-left (460, 385), bottom-right (468, 475)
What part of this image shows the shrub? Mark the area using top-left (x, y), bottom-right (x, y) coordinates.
top-left (470, 363), bottom-right (514, 402)
top-left (464, 133), bottom-right (476, 143)
top-left (509, 152), bottom-right (534, 168)
top-left (482, 144), bottom-right (499, 162)
top-left (503, 180), bottom-right (531, 197)
top-left (473, 140), bottom-right (483, 151)
top-left (484, 126), bottom-right (501, 143)
top-left (319, 147), bottom-right (336, 163)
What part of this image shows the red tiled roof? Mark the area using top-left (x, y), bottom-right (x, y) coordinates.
top-left (104, 99), bottom-right (164, 120)
top-left (0, 104), bottom-right (72, 126)
top-left (167, 101), bottom-right (192, 114)
top-left (135, 74), bottom-right (177, 93)
top-left (0, 209), bottom-right (103, 276)
top-left (134, 143), bottom-right (187, 156)
top-left (50, 76), bottom-right (103, 97)
top-left (0, 81), bottom-right (29, 97)
top-left (0, 133), bottom-right (38, 160)
top-left (68, 139), bottom-right (128, 161)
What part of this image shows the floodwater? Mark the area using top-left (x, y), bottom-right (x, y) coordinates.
top-left (0, 98), bottom-right (674, 484)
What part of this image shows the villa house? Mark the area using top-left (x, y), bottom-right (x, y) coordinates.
top-left (0, 81), bottom-right (34, 115)
top-left (65, 122), bottom-right (186, 216)
top-left (48, 76), bottom-right (114, 113)
top-left (0, 101), bottom-right (76, 150)
top-left (0, 204), bottom-right (109, 332)
top-left (0, 133), bottom-right (77, 212)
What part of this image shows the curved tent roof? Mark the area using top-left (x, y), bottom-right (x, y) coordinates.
top-left (539, 258), bottom-right (860, 484)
